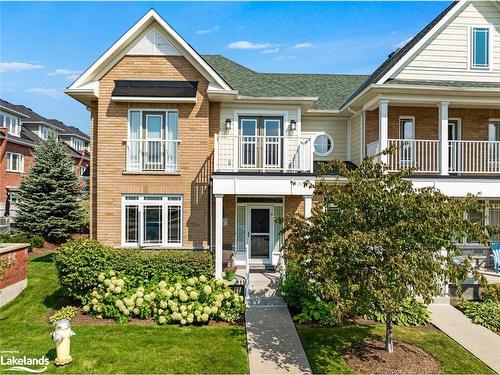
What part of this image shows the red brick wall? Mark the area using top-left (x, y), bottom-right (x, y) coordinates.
top-left (0, 245), bottom-right (28, 289)
top-left (0, 132), bottom-right (35, 205)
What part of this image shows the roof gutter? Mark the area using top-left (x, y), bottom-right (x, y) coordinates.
top-left (0, 105), bottom-right (30, 119)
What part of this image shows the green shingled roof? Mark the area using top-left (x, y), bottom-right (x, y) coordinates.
top-left (202, 55), bottom-right (368, 110)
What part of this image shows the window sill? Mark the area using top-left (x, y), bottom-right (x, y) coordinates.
top-left (122, 170), bottom-right (180, 176)
top-left (6, 170), bottom-right (23, 174)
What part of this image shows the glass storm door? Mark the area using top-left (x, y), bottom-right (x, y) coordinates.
top-left (249, 208), bottom-right (270, 259)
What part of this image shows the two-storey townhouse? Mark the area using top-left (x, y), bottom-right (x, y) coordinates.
top-left (0, 99), bottom-right (91, 222)
top-left (67, 0), bottom-right (500, 278)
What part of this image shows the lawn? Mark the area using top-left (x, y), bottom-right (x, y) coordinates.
top-left (298, 325), bottom-right (494, 374)
top-left (0, 253), bottom-right (249, 374)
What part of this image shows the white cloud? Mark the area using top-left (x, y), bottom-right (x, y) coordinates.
top-left (48, 68), bottom-right (82, 80)
top-left (394, 37), bottom-right (412, 49)
top-left (27, 88), bottom-right (62, 97)
top-left (292, 42), bottom-right (314, 49)
top-left (275, 55), bottom-right (296, 61)
top-left (261, 48), bottom-right (280, 54)
top-left (196, 25), bottom-right (219, 35)
top-left (228, 41), bottom-right (272, 50)
top-left (0, 62), bottom-right (44, 73)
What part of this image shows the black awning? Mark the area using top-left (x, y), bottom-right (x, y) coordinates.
top-left (112, 80), bottom-right (198, 98)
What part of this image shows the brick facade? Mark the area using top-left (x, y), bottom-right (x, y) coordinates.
top-left (365, 106), bottom-right (500, 145)
top-left (0, 245), bottom-right (28, 290)
top-left (92, 55), bottom-right (215, 248)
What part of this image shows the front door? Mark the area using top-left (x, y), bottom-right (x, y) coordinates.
top-left (249, 207), bottom-right (271, 260)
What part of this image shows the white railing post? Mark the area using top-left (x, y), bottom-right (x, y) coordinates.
top-left (439, 102), bottom-right (449, 176)
top-left (379, 100), bottom-right (389, 165)
top-left (214, 133), bottom-right (219, 172)
top-left (245, 243), bottom-right (250, 306)
top-left (215, 194), bottom-right (224, 279)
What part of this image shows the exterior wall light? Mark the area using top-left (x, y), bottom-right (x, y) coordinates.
top-left (290, 120), bottom-right (297, 132)
top-left (225, 118), bottom-right (232, 130)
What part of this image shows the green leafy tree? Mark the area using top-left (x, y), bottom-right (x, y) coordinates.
top-left (13, 135), bottom-right (84, 243)
top-left (282, 155), bottom-right (491, 352)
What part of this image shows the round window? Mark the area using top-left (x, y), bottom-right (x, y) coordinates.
top-left (314, 134), bottom-right (334, 156)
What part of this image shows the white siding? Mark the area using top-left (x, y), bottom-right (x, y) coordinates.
top-left (128, 27), bottom-right (181, 56)
top-left (301, 115), bottom-right (348, 161)
top-left (394, 1), bottom-right (500, 82)
top-left (350, 113), bottom-right (362, 165)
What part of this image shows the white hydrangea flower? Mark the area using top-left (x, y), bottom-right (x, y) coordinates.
top-left (189, 291), bottom-right (199, 301)
top-left (158, 316), bottom-right (166, 324)
top-left (175, 283), bottom-right (182, 290)
top-left (180, 319), bottom-right (187, 325)
top-left (114, 287), bottom-right (122, 294)
top-left (83, 305), bottom-right (90, 312)
top-left (91, 298), bottom-right (98, 305)
top-left (186, 316), bottom-right (194, 324)
top-left (201, 313), bottom-right (209, 322)
top-left (109, 270), bottom-right (116, 277)
top-left (187, 278), bottom-right (195, 286)
top-left (158, 280), bottom-right (167, 289)
top-left (199, 275), bottom-right (207, 283)
top-left (203, 285), bottom-right (212, 295)
top-left (133, 307), bottom-right (140, 315)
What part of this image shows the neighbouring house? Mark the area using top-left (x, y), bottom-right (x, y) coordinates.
top-left (0, 99), bottom-right (90, 225)
top-left (66, 0), bottom-right (500, 278)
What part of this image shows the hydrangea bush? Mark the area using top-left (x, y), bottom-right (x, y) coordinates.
top-left (81, 270), bottom-right (245, 325)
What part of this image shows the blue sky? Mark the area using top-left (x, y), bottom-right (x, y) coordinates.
top-left (0, 1), bottom-right (450, 134)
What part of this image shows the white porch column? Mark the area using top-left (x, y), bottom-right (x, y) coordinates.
top-left (438, 102), bottom-right (449, 176)
top-left (304, 195), bottom-right (313, 219)
top-left (379, 100), bottom-right (389, 165)
top-left (215, 194), bottom-right (223, 279)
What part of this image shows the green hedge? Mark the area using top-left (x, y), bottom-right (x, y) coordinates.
top-left (0, 233), bottom-right (44, 249)
top-left (54, 238), bottom-right (214, 300)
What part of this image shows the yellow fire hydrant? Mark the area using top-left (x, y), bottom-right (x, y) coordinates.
top-left (51, 319), bottom-right (75, 366)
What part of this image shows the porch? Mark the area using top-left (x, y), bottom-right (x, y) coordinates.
top-left (212, 194), bottom-right (313, 279)
top-left (365, 100), bottom-right (500, 176)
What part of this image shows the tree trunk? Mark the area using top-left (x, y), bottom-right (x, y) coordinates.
top-left (385, 312), bottom-right (394, 353)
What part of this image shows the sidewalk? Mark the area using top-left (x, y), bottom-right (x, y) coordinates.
top-left (429, 304), bottom-right (500, 373)
top-left (245, 270), bottom-right (311, 374)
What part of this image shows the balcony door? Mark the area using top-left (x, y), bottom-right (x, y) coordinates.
top-left (239, 116), bottom-right (283, 170)
top-left (399, 117), bottom-right (414, 166)
top-left (448, 119), bottom-right (461, 172)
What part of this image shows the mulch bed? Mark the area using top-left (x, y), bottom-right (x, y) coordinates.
top-left (342, 338), bottom-right (442, 374)
top-left (46, 307), bottom-right (244, 327)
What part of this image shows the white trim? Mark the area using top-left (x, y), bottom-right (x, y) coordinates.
top-left (68, 9), bottom-right (231, 92)
top-left (347, 118), bottom-right (352, 161)
top-left (377, 0), bottom-right (469, 84)
top-left (313, 133), bottom-right (335, 157)
top-left (6, 152), bottom-right (24, 173)
top-left (468, 25), bottom-right (493, 71)
top-left (398, 115), bottom-right (416, 140)
top-left (121, 194), bottom-right (183, 248)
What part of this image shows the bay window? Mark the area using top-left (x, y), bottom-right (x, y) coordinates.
top-left (127, 110), bottom-right (179, 172)
top-left (0, 111), bottom-right (20, 136)
top-left (122, 195), bottom-right (182, 247)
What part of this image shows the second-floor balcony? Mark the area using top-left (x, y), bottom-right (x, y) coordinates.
top-left (214, 134), bottom-right (314, 173)
top-left (367, 139), bottom-right (500, 175)
top-left (125, 139), bottom-right (180, 173)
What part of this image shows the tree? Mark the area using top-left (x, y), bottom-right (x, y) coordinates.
top-left (282, 154), bottom-right (491, 352)
top-left (13, 135), bottom-right (84, 243)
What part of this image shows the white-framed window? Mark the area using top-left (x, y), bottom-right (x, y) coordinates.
top-left (399, 116), bottom-right (415, 165)
top-left (0, 111), bottom-right (21, 136)
top-left (80, 165), bottom-right (87, 176)
top-left (471, 27), bottom-right (490, 69)
top-left (8, 191), bottom-right (18, 205)
top-left (71, 137), bottom-right (84, 150)
top-left (122, 195), bottom-right (182, 247)
top-left (127, 109), bottom-right (179, 172)
top-left (39, 125), bottom-right (58, 140)
top-left (6, 152), bottom-right (24, 173)
top-left (313, 133), bottom-right (334, 156)
top-left (488, 119), bottom-right (500, 164)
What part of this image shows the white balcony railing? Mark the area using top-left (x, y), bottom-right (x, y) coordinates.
top-left (449, 140), bottom-right (500, 174)
top-left (214, 134), bottom-right (313, 173)
top-left (366, 141), bottom-right (381, 162)
top-left (125, 139), bottom-right (180, 172)
top-left (387, 139), bottom-right (440, 173)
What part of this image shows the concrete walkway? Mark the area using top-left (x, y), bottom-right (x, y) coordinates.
top-left (245, 269), bottom-right (312, 374)
top-left (429, 304), bottom-right (500, 373)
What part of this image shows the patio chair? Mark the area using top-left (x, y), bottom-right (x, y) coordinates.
top-left (491, 243), bottom-right (500, 273)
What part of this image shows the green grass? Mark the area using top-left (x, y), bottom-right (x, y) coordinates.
top-left (298, 325), bottom-right (494, 374)
top-left (0, 253), bottom-right (249, 374)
